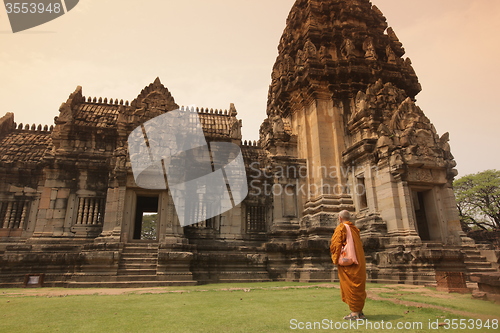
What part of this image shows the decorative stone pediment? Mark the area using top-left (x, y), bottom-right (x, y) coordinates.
top-left (130, 77), bottom-right (179, 116)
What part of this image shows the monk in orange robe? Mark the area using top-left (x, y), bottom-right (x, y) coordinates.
top-left (330, 210), bottom-right (366, 320)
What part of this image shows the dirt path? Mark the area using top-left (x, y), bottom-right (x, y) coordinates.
top-left (1, 287), bottom-right (183, 297)
top-left (366, 289), bottom-right (497, 321)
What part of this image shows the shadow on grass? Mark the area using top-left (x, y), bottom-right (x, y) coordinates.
top-left (364, 314), bottom-right (404, 321)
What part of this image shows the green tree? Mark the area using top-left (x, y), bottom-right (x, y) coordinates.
top-left (141, 213), bottom-right (157, 240)
top-left (453, 169), bottom-right (500, 231)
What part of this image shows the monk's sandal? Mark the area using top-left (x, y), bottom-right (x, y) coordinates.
top-left (343, 313), bottom-right (360, 320)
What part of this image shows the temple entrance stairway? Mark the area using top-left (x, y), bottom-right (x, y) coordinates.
top-left (463, 245), bottom-right (498, 276)
top-left (115, 243), bottom-right (159, 284)
top-left (68, 242), bottom-right (196, 287)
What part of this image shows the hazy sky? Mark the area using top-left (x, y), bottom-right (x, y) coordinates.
top-left (1, 0), bottom-right (499, 177)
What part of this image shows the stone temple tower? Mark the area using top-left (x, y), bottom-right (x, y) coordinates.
top-left (260, 0), bottom-right (471, 284)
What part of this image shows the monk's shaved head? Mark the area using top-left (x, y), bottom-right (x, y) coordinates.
top-left (338, 210), bottom-right (351, 221)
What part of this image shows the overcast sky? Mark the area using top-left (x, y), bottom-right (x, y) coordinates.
top-left (1, 0), bottom-right (499, 177)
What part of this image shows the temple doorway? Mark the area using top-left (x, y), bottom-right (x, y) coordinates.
top-left (412, 191), bottom-right (431, 241)
top-left (411, 189), bottom-right (443, 242)
top-left (133, 195), bottom-right (159, 241)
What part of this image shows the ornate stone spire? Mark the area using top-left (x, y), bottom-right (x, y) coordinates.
top-left (267, 0), bottom-right (421, 116)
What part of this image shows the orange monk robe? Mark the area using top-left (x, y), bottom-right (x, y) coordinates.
top-left (330, 221), bottom-right (366, 313)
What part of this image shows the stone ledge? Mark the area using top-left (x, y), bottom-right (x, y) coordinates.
top-left (470, 272), bottom-right (500, 290)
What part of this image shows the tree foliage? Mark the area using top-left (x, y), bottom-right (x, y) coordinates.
top-left (453, 169), bottom-right (500, 231)
top-left (141, 213), bottom-right (157, 240)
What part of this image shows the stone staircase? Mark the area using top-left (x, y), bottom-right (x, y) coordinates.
top-left (68, 242), bottom-right (196, 288)
top-left (116, 243), bottom-right (159, 282)
top-left (113, 243), bottom-right (197, 287)
top-left (463, 246), bottom-right (497, 275)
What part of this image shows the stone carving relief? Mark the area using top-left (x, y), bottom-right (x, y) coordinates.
top-left (304, 39), bottom-right (317, 59)
top-left (407, 168), bottom-right (434, 183)
top-left (346, 80), bottom-right (457, 178)
top-left (348, 80), bottom-right (405, 126)
top-left (295, 49), bottom-right (306, 74)
top-left (133, 92), bottom-right (170, 119)
top-left (341, 38), bottom-right (357, 59)
top-left (229, 119), bottom-right (242, 140)
top-left (386, 45), bottom-right (397, 64)
top-left (363, 37), bottom-right (378, 60)
top-left (318, 45), bottom-right (329, 62)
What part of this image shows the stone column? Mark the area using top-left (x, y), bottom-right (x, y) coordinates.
top-left (159, 189), bottom-right (188, 246)
top-left (97, 186), bottom-right (127, 242)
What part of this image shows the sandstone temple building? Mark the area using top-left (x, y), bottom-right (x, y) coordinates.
top-left (0, 0), bottom-right (495, 288)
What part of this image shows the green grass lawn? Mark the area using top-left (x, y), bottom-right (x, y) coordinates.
top-left (0, 283), bottom-right (499, 333)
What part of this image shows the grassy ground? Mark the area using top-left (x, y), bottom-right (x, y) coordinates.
top-left (1, 282), bottom-right (499, 333)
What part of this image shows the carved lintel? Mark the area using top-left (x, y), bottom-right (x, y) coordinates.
top-left (407, 168), bottom-right (434, 183)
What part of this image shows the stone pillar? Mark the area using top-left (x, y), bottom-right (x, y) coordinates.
top-left (97, 186), bottom-right (126, 242)
top-left (293, 96), bottom-right (353, 216)
top-left (159, 189), bottom-right (187, 246)
top-left (439, 184), bottom-right (472, 246)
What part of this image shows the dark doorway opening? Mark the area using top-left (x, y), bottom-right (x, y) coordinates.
top-left (133, 196), bottom-right (159, 241)
top-left (412, 191), bottom-right (431, 241)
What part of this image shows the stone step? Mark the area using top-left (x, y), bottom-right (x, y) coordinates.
top-left (121, 252), bottom-right (158, 257)
top-left (465, 261), bottom-right (494, 268)
top-left (120, 258), bottom-right (157, 263)
top-left (464, 251), bottom-right (482, 256)
top-left (463, 252), bottom-right (488, 259)
top-left (117, 244), bottom-right (160, 279)
top-left (120, 256), bottom-right (157, 261)
top-left (119, 258), bottom-right (157, 263)
top-left (66, 281), bottom-right (197, 288)
top-left (123, 244), bottom-right (158, 249)
top-left (0, 282), bottom-right (23, 288)
top-left (115, 275), bottom-right (160, 281)
top-left (122, 251), bottom-right (158, 257)
top-left (117, 269), bottom-right (157, 276)
top-left (121, 248), bottom-right (158, 253)
top-left (466, 267), bottom-right (497, 273)
top-left (466, 269), bottom-right (497, 275)
top-left (464, 255), bottom-right (485, 261)
top-left (121, 249), bottom-right (158, 255)
top-left (462, 246), bottom-right (495, 276)
top-left (115, 244), bottom-right (175, 282)
top-left (118, 263), bottom-right (157, 270)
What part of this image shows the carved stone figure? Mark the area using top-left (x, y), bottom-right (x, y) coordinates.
top-left (304, 39), bottom-right (317, 59)
top-left (342, 38), bottom-right (357, 59)
top-left (363, 38), bottom-right (378, 60)
top-left (386, 45), bottom-right (397, 64)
